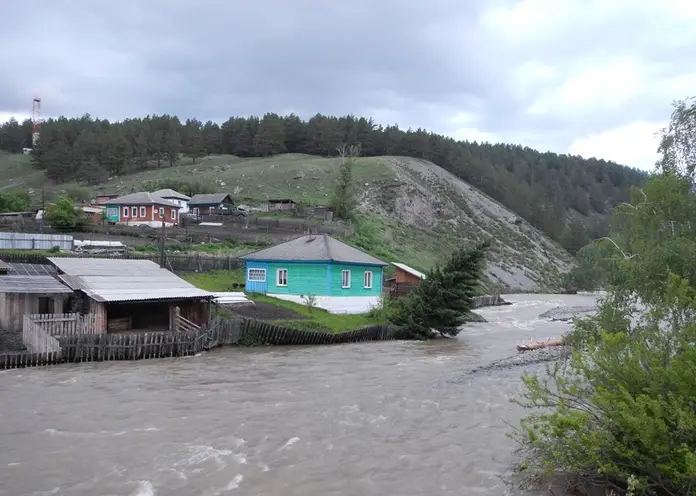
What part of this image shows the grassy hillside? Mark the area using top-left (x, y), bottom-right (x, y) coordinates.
top-left (0, 151), bottom-right (573, 292)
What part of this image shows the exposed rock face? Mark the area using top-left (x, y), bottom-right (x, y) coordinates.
top-left (362, 157), bottom-right (574, 292)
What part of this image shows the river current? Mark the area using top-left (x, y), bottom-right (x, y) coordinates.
top-left (0, 294), bottom-right (598, 496)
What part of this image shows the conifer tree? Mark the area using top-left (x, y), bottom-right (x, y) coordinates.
top-left (392, 241), bottom-right (489, 339)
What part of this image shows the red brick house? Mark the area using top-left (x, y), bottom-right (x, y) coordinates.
top-left (103, 192), bottom-right (180, 227)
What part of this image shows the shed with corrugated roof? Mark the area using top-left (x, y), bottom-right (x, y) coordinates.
top-left (47, 257), bottom-right (214, 333)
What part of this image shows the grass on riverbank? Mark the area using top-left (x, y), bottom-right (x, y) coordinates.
top-left (180, 269), bottom-right (384, 333)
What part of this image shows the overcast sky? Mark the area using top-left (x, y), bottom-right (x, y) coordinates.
top-left (1, 0), bottom-right (695, 170)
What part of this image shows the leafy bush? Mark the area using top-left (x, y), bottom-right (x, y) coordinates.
top-left (0, 190), bottom-right (31, 213)
top-left (44, 196), bottom-right (89, 231)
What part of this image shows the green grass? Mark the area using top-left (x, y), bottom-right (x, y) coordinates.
top-left (0, 152), bottom-right (397, 205)
top-left (251, 294), bottom-right (381, 332)
top-left (180, 269), bottom-right (246, 291)
top-left (135, 239), bottom-right (266, 256)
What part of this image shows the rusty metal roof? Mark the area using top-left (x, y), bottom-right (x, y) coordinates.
top-left (50, 257), bottom-right (212, 303)
top-left (0, 275), bottom-right (73, 294)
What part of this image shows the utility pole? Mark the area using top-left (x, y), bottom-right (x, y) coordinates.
top-left (159, 218), bottom-right (166, 268)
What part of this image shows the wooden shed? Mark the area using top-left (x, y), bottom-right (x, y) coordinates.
top-left (48, 257), bottom-right (214, 333)
top-left (386, 262), bottom-right (427, 298)
top-left (0, 274), bottom-right (73, 332)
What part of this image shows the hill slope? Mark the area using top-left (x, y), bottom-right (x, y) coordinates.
top-left (0, 151), bottom-right (572, 292)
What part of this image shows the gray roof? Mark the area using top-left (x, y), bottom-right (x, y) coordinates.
top-left (48, 257), bottom-right (212, 303)
top-left (48, 257), bottom-right (163, 276)
top-left (6, 263), bottom-right (57, 276)
top-left (103, 192), bottom-right (179, 208)
top-left (151, 189), bottom-right (191, 201)
top-left (240, 234), bottom-right (387, 266)
top-left (0, 275), bottom-right (72, 294)
top-left (188, 193), bottom-right (231, 205)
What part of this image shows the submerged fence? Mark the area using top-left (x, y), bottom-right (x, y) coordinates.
top-left (0, 310), bottom-right (409, 369)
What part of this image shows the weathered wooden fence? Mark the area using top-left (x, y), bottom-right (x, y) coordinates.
top-left (27, 313), bottom-right (101, 337)
top-left (1, 312), bottom-right (409, 369)
top-left (22, 315), bottom-right (62, 354)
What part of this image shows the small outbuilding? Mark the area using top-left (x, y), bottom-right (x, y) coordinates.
top-left (386, 262), bottom-right (426, 298)
top-left (48, 257), bottom-right (214, 332)
top-left (188, 193), bottom-right (233, 215)
top-left (0, 273), bottom-right (73, 332)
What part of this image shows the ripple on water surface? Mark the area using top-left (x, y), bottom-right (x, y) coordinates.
top-left (0, 294), bottom-right (598, 496)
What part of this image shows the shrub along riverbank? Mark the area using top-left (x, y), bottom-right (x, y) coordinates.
top-left (512, 97), bottom-right (696, 496)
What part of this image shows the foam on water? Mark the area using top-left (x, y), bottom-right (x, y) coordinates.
top-left (130, 480), bottom-right (155, 496)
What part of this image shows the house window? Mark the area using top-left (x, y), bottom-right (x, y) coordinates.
top-left (139, 206), bottom-right (146, 217)
top-left (276, 268), bottom-right (288, 287)
top-left (159, 207), bottom-right (164, 218)
top-left (341, 270), bottom-right (351, 288)
top-left (172, 209), bottom-right (177, 220)
top-left (123, 206), bottom-right (129, 217)
top-left (364, 271), bottom-right (373, 289)
top-left (247, 268), bottom-right (267, 282)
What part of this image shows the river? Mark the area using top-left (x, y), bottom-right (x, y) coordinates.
top-left (0, 293), bottom-right (598, 496)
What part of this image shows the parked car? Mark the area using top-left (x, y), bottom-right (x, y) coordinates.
top-left (211, 204), bottom-right (247, 218)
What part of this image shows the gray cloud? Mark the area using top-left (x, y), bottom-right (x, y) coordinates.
top-left (1, 0), bottom-right (694, 168)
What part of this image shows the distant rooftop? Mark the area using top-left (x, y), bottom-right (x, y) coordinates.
top-left (0, 275), bottom-right (72, 294)
top-left (391, 262), bottom-right (426, 280)
top-left (188, 193), bottom-right (231, 205)
top-left (103, 192), bottom-right (179, 208)
top-left (151, 189), bottom-right (191, 201)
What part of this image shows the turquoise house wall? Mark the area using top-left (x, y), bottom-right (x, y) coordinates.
top-left (244, 261), bottom-right (269, 293)
top-left (329, 263), bottom-right (383, 297)
top-left (244, 261), bottom-right (384, 297)
top-left (266, 262), bottom-right (330, 296)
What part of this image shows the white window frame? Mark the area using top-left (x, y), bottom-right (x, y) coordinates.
top-left (159, 207), bottom-right (164, 218)
top-left (172, 209), bottom-right (177, 220)
top-left (139, 206), bottom-right (146, 217)
top-left (341, 270), bottom-right (351, 289)
top-left (364, 271), bottom-right (373, 289)
top-left (247, 268), bottom-right (267, 282)
top-left (123, 206), bottom-right (129, 217)
top-left (276, 268), bottom-right (288, 287)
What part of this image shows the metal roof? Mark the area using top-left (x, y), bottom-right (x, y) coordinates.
top-left (48, 257), bottom-right (164, 276)
top-left (0, 275), bottom-right (73, 294)
top-left (188, 193), bottom-right (231, 206)
top-left (48, 257), bottom-right (212, 303)
top-left (240, 234), bottom-right (387, 266)
top-left (151, 189), bottom-right (191, 201)
top-left (391, 262), bottom-right (427, 280)
top-left (103, 192), bottom-right (179, 208)
top-left (6, 263), bottom-right (57, 276)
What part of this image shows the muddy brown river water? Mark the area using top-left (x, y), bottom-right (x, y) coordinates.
top-left (0, 294), bottom-right (598, 496)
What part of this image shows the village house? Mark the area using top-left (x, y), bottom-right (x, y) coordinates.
top-left (386, 262), bottom-right (427, 297)
top-left (48, 257), bottom-right (213, 332)
top-left (240, 234), bottom-right (387, 314)
top-left (0, 261), bottom-right (73, 332)
top-left (103, 192), bottom-right (180, 227)
top-left (151, 189), bottom-right (191, 214)
top-left (93, 193), bottom-right (120, 204)
top-left (188, 193), bottom-right (233, 215)
top-left (81, 205), bottom-right (105, 224)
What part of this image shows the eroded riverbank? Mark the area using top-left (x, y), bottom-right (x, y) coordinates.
top-left (0, 293), bottom-right (597, 496)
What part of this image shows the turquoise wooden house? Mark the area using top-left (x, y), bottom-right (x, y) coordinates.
top-left (240, 234), bottom-right (387, 297)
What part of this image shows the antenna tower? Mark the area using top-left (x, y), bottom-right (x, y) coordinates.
top-left (32, 96), bottom-right (42, 148)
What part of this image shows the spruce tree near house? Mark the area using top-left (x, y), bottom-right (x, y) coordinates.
top-left (391, 241), bottom-right (489, 339)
